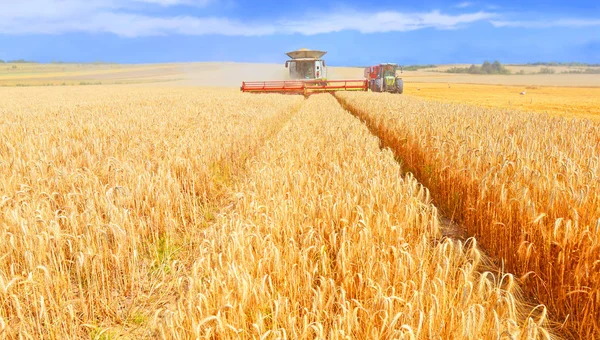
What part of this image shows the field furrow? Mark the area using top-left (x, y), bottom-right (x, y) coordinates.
top-left (336, 91), bottom-right (600, 338)
top-left (0, 87), bottom-right (302, 338)
top-left (156, 94), bottom-right (551, 339)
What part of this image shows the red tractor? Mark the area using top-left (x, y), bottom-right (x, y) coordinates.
top-left (364, 63), bottom-right (404, 94)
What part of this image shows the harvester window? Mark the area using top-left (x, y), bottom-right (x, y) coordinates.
top-left (305, 64), bottom-right (314, 78)
top-left (297, 62), bottom-right (314, 79)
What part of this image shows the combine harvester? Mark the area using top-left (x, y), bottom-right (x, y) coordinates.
top-left (241, 49), bottom-right (368, 95)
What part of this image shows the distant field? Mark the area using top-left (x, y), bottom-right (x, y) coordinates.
top-left (0, 63), bottom-right (182, 86)
top-left (421, 63), bottom-right (600, 74)
top-left (4, 62), bottom-right (600, 87)
top-left (403, 72), bottom-right (600, 87)
top-left (2, 62), bottom-right (599, 119)
top-left (404, 83), bottom-right (600, 119)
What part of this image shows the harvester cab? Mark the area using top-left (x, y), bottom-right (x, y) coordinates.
top-left (241, 49), bottom-right (367, 95)
top-left (285, 49), bottom-right (327, 80)
top-left (364, 63), bottom-right (404, 94)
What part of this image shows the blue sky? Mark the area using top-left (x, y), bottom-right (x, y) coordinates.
top-left (0, 0), bottom-right (598, 65)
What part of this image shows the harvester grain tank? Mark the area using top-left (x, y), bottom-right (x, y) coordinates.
top-left (241, 49), bottom-right (368, 95)
top-left (364, 63), bottom-right (404, 94)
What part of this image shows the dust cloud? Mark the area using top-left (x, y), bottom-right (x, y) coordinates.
top-left (177, 62), bottom-right (287, 87)
top-left (176, 62), bottom-right (366, 87)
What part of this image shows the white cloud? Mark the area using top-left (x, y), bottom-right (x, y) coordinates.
top-left (132, 0), bottom-right (214, 6)
top-left (455, 2), bottom-right (474, 8)
top-left (0, 1), bottom-right (496, 37)
top-left (0, 0), bottom-right (213, 20)
top-left (0, 1), bottom-right (597, 37)
top-left (278, 11), bottom-right (495, 35)
top-left (491, 19), bottom-right (600, 28)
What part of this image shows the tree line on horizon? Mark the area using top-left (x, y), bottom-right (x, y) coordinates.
top-left (444, 61), bottom-right (600, 75)
top-left (446, 61), bottom-right (511, 75)
top-left (0, 59), bottom-right (38, 63)
top-left (521, 61), bottom-right (600, 67)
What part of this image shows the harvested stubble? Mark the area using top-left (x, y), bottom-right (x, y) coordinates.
top-left (157, 94), bottom-right (551, 339)
top-left (0, 86), bottom-right (302, 338)
top-left (336, 91), bottom-right (600, 338)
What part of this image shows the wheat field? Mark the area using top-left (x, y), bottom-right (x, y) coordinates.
top-left (405, 83), bottom-right (600, 119)
top-left (337, 91), bottom-right (600, 339)
top-left (0, 86), bottom-right (560, 339)
top-left (0, 86), bottom-right (302, 338)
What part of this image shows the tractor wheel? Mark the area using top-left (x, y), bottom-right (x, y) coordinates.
top-left (395, 78), bottom-right (404, 94)
top-left (375, 79), bottom-right (383, 92)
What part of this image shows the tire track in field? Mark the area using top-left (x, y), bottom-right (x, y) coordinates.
top-left (332, 92), bottom-right (560, 338)
top-left (96, 94), bottom-right (304, 339)
top-left (156, 93), bottom-right (553, 339)
top-left (140, 95), bottom-right (304, 337)
top-left (333, 93), bottom-right (467, 242)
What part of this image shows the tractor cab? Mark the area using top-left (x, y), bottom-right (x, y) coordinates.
top-left (381, 64), bottom-right (397, 77)
top-left (285, 49), bottom-right (327, 80)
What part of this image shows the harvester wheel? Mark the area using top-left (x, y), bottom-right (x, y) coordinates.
top-left (395, 78), bottom-right (404, 94)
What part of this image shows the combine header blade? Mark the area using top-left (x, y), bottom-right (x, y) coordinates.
top-left (241, 81), bottom-right (306, 94)
top-left (241, 79), bottom-right (368, 95)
